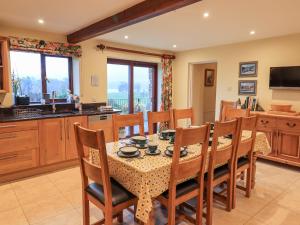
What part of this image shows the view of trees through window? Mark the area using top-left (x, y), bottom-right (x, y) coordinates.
top-left (10, 51), bottom-right (71, 102)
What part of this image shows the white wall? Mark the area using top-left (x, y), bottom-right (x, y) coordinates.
top-left (173, 33), bottom-right (300, 119)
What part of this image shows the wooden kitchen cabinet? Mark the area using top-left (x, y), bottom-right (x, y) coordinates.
top-left (65, 116), bottom-right (88, 160)
top-left (39, 118), bottom-right (66, 165)
top-left (0, 121), bottom-right (39, 175)
top-left (0, 36), bottom-right (9, 93)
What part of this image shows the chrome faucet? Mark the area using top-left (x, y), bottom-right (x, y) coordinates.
top-left (52, 91), bottom-right (56, 113)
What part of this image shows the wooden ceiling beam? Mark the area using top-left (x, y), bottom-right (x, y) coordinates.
top-left (67, 0), bottom-right (202, 43)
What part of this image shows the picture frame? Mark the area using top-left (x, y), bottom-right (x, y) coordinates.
top-left (204, 69), bottom-right (215, 86)
top-left (238, 80), bottom-right (257, 95)
top-left (239, 61), bottom-right (258, 77)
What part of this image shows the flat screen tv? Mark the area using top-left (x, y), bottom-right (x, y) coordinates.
top-left (269, 66), bottom-right (300, 89)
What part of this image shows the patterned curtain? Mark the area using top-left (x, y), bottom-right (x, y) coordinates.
top-left (159, 56), bottom-right (173, 131)
top-left (9, 37), bottom-right (82, 57)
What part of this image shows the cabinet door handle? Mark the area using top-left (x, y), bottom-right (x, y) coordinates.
top-left (0, 154), bottom-right (17, 161)
top-left (260, 120), bottom-right (269, 125)
top-left (60, 121), bottom-right (63, 141)
top-left (286, 122), bottom-right (296, 128)
top-left (0, 125), bottom-right (17, 129)
top-left (0, 134), bottom-right (17, 140)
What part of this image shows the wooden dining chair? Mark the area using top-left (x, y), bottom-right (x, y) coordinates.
top-left (147, 110), bottom-right (174, 135)
top-left (156, 124), bottom-right (210, 225)
top-left (219, 100), bottom-right (237, 121)
top-left (232, 116), bottom-right (258, 209)
top-left (112, 112), bottom-right (144, 141)
top-left (205, 119), bottom-right (239, 225)
top-left (74, 123), bottom-right (137, 225)
top-left (222, 107), bottom-right (250, 122)
top-left (173, 108), bottom-right (194, 128)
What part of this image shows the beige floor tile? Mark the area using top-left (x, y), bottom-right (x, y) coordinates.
top-left (13, 181), bottom-right (62, 205)
top-left (244, 218), bottom-right (267, 225)
top-left (253, 202), bottom-right (300, 225)
top-left (11, 175), bottom-right (50, 190)
top-left (0, 207), bottom-right (29, 225)
top-left (51, 175), bottom-right (82, 194)
top-left (63, 189), bottom-right (82, 209)
top-left (31, 209), bottom-right (82, 225)
top-left (47, 167), bottom-right (81, 183)
top-left (0, 188), bottom-right (20, 212)
top-left (274, 189), bottom-right (300, 214)
top-left (21, 195), bottom-right (74, 224)
top-left (212, 207), bottom-right (251, 225)
top-left (0, 183), bottom-right (12, 192)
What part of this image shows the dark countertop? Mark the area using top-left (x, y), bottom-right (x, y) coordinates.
top-left (0, 109), bottom-right (121, 123)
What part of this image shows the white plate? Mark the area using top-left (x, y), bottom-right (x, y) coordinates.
top-left (119, 146), bottom-right (138, 154)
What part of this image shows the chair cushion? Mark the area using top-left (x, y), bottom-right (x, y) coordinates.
top-left (205, 164), bottom-right (230, 180)
top-left (85, 178), bottom-right (134, 206)
top-left (237, 156), bottom-right (249, 168)
top-left (162, 179), bottom-right (199, 198)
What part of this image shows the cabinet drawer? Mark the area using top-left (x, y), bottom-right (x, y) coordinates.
top-left (0, 149), bottom-right (38, 175)
top-left (0, 130), bottom-right (39, 154)
top-left (0, 120), bottom-right (38, 133)
top-left (277, 119), bottom-right (300, 133)
top-left (256, 116), bottom-right (276, 131)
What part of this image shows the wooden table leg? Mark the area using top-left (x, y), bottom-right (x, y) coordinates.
top-left (251, 153), bottom-right (258, 189)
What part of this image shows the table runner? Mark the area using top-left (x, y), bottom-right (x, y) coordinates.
top-left (90, 131), bottom-right (270, 223)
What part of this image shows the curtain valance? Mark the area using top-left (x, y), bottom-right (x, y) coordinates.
top-left (9, 37), bottom-right (82, 57)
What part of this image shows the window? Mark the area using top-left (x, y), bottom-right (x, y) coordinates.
top-left (107, 58), bottom-right (158, 135)
top-left (10, 51), bottom-right (73, 103)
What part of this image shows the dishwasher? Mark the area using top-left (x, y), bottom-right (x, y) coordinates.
top-left (88, 114), bottom-right (116, 141)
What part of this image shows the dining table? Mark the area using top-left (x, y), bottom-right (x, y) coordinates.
top-left (89, 131), bottom-right (271, 224)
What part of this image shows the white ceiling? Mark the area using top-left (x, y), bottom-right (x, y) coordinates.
top-left (1, 0), bottom-right (300, 51)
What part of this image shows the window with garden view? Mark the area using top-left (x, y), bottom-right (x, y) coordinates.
top-left (10, 51), bottom-right (72, 103)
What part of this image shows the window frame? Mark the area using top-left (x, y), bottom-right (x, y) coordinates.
top-left (10, 50), bottom-right (73, 103)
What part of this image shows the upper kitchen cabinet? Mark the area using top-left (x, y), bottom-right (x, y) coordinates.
top-left (0, 37), bottom-right (9, 93)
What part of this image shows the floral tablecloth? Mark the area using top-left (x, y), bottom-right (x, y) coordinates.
top-left (90, 131), bottom-right (270, 223)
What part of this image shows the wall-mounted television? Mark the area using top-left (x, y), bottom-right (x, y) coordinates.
top-left (269, 66), bottom-right (300, 89)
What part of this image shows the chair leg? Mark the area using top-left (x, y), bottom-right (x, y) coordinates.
top-left (168, 205), bottom-right (176, 225)
top-left (117, 211), bottom-right (123, 223)
top-left (226, 178), bottom-right (233, 212)
top-left (83, 195), bottom-right (90, 225)
top-left (196, 193), bottom-right (203, 225)
top-left (232, 175), bottom-right (237, 209)
top-left (246, 167), bottom-right (252, 198)
top-left (206, 184), bottom-right (213, 225)
top-left (104, 211), bottom-right (113, 225)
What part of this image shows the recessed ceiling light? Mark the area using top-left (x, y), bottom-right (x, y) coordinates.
top-left (203, 12), bottom-right (209, 18)
top-left (38, 19), bottom-right (44, 24)
top-left (173, 44), bottom-right (177, 48)
top-left (124, 35), bottom-right (129, 39)
top-left (250, 30), bottom-right (256, 35)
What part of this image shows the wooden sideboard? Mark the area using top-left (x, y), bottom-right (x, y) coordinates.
top-left (254, 112), bottom-right (300, 167)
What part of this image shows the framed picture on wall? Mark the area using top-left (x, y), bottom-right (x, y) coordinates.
top-left (205, 69), bottom-right (215, 86)
top-left (239, 61), bottom-right (258, 77)
top-left (238, 80), bottom-right (257, 95)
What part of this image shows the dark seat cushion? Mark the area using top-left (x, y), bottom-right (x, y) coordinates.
top-left (86, 178), bottom-right (134, 206)
top-left (204, 164), bottom-right (230, 181)
top-left (237, 156), bottom-right (249, 168)
top-left (162, 179), bottom-right (199, 198)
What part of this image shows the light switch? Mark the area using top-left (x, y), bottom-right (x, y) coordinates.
top-left (91, 75), bottom-right (99, 87)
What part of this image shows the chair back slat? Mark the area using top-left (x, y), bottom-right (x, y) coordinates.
top-left (176, 156), bottom-right (203, 180)
top-left (82, 158), bottom-right (102, 184)
top-left (223, 108), bottom-right (250, 122)
top-left (214, 146), bottom-right (234, 165)
top-left (112, 112), bottom-right (144, 141)
top-left (74, 123), bottom-right (113, 206)
top-left (213, 120), bottom-right (238, 137)
top-left (173, 108), bottom-right (194, 128)
top-left (235, 116), bottom-right (258, 158)
top-left (219, 100), bottom-right (237, 121)
top-left (170, 124), bottom-right (210, 187)
top-left (208, 120), bottom-right (239, 180)
top-left (148, 110), bottom-right (173, 135)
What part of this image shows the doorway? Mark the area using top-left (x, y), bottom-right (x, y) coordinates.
top-left (107, 58), bottom-right (158, 135)
top-left (188, 62), bottom-right (218, 125)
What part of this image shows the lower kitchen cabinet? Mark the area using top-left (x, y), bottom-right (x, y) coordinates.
top-left (39, 118), bottom-right (66, 165)
top-left (65, 116), bottom-right (88, 159)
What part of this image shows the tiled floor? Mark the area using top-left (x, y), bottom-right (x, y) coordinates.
top-left (0, 160), bottom-right (300, 225)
